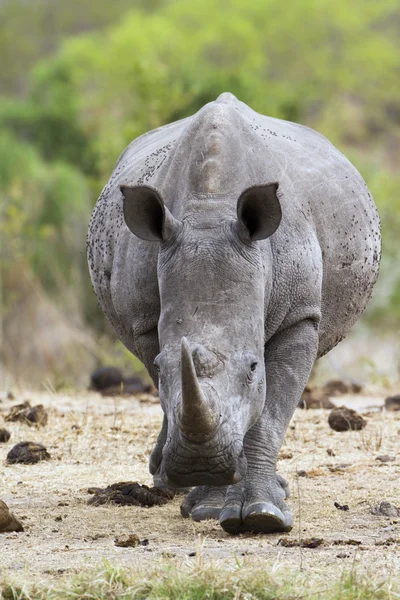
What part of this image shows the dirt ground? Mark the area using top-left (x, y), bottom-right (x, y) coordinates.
top-left (0, 388), bottom-right (399, 587)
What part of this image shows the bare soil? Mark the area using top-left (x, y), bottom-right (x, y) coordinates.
top-left (0, 389), bottom-right (399, 586)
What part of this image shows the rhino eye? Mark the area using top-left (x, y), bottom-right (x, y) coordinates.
top-left (153, 359), bottom-right (160, 372)
top-left (250, 361), bottom-right (258, 372)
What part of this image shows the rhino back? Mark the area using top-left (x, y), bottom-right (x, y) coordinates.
top-left (88, 93), bottom-right (380, 358)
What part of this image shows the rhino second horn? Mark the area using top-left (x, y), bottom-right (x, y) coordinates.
top-left (179, 337), bottom-right (219, 440)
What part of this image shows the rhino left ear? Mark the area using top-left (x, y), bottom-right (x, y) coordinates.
top-left (236, 183), bottom-right (282, 241)
top-left (120, 184), bottom-right (181, 242)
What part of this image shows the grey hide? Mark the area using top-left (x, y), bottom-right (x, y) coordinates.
top-left (87, 93), bottom-right (381, 534)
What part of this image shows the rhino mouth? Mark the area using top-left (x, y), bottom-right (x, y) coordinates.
top-left (161, 468), bottom-right (242, 488)
top-left (160, 438), bottom-right (247, 488)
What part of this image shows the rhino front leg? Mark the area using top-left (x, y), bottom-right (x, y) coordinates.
top-left (180, 473), bottom-right (289, 522)
top-left (220, 318), bottom-right (319, 534)
top-left (150, 415), bottom-right (168, 488)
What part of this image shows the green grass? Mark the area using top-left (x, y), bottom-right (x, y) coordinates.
top-left (1, 561), bottom-right (399, 600)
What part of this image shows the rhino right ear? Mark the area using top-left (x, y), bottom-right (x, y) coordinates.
top-left (120, 185), bottom-right (181, 242)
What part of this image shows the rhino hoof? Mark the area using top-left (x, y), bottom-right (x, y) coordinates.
top-left (242, 502), bottom-right (293, 533)
top-left (219, 506), bottom-right (242, 534)
top-left (220, 502), bottom-right (293, 534)
top-left (191, 505), bottom-right (222, 521)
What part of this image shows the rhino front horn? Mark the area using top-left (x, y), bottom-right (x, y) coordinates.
top-left (179, 337), bottom-right (219, 441)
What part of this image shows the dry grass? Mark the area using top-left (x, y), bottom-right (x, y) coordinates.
top-left (1, 560), bottom-right (399, 599)
top-left (0, 390), bottom-right (399, 596)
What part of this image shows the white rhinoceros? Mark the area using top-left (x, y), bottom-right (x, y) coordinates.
top-left (87, 93), bottom-right (380, 534)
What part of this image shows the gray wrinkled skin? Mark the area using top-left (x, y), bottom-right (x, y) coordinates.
top-left (87, 93), bottom-right (381, 534)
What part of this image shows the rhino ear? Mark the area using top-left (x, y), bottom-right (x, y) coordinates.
top-left (120, 185), bottom-right (181, 242)
top-left (236, 183), bottom-right (282, 241)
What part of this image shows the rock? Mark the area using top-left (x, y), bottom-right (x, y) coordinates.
top-left (87, 481), bottom-right (175, 507)
top-left (334, 502), bottom-right (349, 511)
top-left (375, 455), bottom-right (395, 463)
top-left (6, 441), bottom-right (51, 464)
top-left (25, 404), bottom-right (48, 426)
top-left (375, 537), bottom-right (400, 546)
top-left (327, 448), bottom-right (336, 456)
top-left (137, 393), bottom-right (160, 404)
top-left (299, 380), bottom-right (363, 409)
top-left (323, 380), bottom-right (362, 396)
top-left (114, 534), bottom-right (140, 547)
top-left (296, 470), bottom-right (308, 477)
top-left (279, 451), bottom-right (293, 459)
top-left (123, 376), bottom-right (153, 394)
top-left (278, 537), bottom-right (324, 548)
top-left (328, 406), bottom-right (366, 432)
top-left (5, 401), bottom-right (31, 423)
top-left (328, 464), bottom-right (350, 472)
top-left (4, 402), bottom-right (48, 427)
top-left (90, 366), bottom-right (123, 390)
top-left (299, 385), bottom-right (335, 409)
top-left (0, 500), bottom-right (24, 533)
top-left (0, 429), bottom-right (11, 443)
top-left (371, 501), bottom-right (400, 518)
top-left (384, 395), bottom-right (400, 412)
top-left (90, 367), bottom-right (153, 396)
top-left (332, 538), bottom-right (362, 546)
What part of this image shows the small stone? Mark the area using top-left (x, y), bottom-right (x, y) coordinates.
top-left (137, 393), bottom-right (160, 404)
top-left (299, 385), bottom-right (335, 409)
top-left (328, 406), bottom-right (366, 432)
top-left (375, 455), bottom-right (395, 463)
top-left (0, 500), bottom-right (24, 533)
top-left (337, 552), bottom-right (350, 558)
top-left (328, 464), bottom-right (350, 472)
top-left (300, 538), bottom-right (324, 548)
top-left (6, 441), bottom-right (51, 464)
top-left (25, 405), bottom-right (48, 426)
top-left (296, 470), bottom-right (308, 478)
top-left (279, 451), bottom-right (293, 460)
top-left (90, 366), bottom-right (123, 390)
top-left (90, 367), bottom-right (152, 396)
top-left (0, 429), bottom-right (11, 443)
top-left (371, 502), bottom-right (400, 518)
top-left (384, 395), bottom-right (400, 412)
top-left (114, 534), bottom-right (140, 548)
top-left (4, 402), bottom-right (48, 427)
top-left (332, 538), bottom-right (361, 546)
top-left (334, 502), bottom-right (350, 511)
top-left (323, 380), bottom-right (362, 396)
top-left (327, 448), bottom-right (336, 456)
top-left (5, 401), bottom-right (31, 423)
top-left (278, 537), bottom-right (324, 548)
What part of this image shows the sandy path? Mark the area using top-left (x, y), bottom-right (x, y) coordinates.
top-left (0, 390), bottom-right (399, 586)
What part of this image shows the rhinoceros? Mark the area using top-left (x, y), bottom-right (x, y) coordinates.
top-left (87, 92), bottom-right (380, 534)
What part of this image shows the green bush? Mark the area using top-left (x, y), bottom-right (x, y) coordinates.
top-left (1, 0), bottom-right (400, 383)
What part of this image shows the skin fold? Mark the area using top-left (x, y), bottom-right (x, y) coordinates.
top-left (87, 93), bottom-right (381, 534)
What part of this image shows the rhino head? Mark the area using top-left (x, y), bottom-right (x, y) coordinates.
top-left (120, 183), bottom-right (281, 487)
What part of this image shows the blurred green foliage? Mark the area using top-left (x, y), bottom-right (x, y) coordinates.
top-left (1, 0), bottom-right (400, 355)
